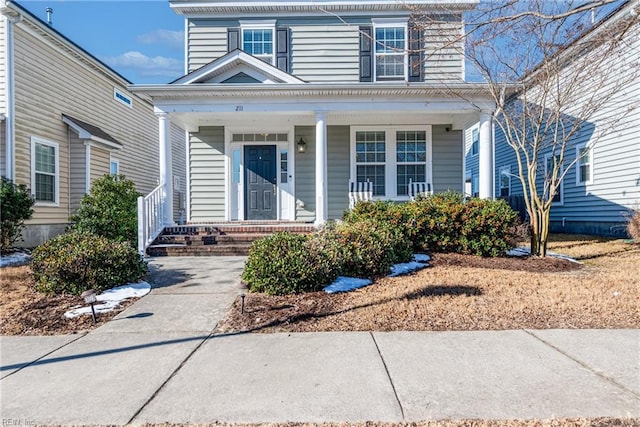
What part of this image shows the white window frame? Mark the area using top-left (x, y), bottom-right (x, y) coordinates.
top-left (30, 136), bottom-right (60, 206)
top-left (240, 20), bottom-right (276, 65)
top-left (471, 127), bottom-right (479, 156)
top-left (110, 156), bottom-right (120, 175)
top-left (372, 18), bottom-right (408, 82)
top-left (114, 88), bottom-right (133, 108)
top-left (350, 125), bottom-right (432, 200)
top-left (499, 165), bottom-right (511, 197)
top-left (544, 153), bottom-right (564, 206)
top-left (575, 143), bottom-right (593, 185)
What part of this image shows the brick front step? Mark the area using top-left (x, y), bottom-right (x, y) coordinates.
top-left (146, 223), bottom-right (315, 257)
top-left (147, 244), bottom-right (252, 257)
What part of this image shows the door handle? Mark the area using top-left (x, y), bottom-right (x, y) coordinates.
top-left (273, 184), bottom-right (277, 195)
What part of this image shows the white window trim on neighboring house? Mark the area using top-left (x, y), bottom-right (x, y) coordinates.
top-left (240, 20), bottom-right (276, 65)
top-left (110, 156), bottom-right (120, 175)
top-left (499, 165), bottom-right (511, 197)
top-left (350, 125), bottom-right (432, 200)
top-left (30, 136), bottom-right (60, 206)
top-left (575, 143), bottom-right (593, 185)
top-left (544, 153), bottom-right (564, 205)
top-left (471, 127), bottom-right (479, 156)
top-left (372, 18), bottom-right (408, 82)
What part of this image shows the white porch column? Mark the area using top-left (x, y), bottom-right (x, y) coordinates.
top-left (157, 112), bottom-right (174, 225)
top-left (315, 111), bottom-right (328, 226)
top-left (478, 111), bottom-right (494, 199)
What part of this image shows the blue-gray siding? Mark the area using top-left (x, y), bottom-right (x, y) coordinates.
top-left (189, 126), bottom-right (226, 222)
top-left (432, 125), bottom-right (463, 193)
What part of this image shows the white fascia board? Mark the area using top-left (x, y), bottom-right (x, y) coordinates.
top-left (173, 50), bottom-right (305, 85)
top-left (170, 0), bottom-right (479, 14)
top-left (62, 116), bottom-right (123, 150)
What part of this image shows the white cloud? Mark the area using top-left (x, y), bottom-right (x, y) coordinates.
top-left (101, 51), bottom-right (182, 78)
top-left (136, 29), bottom-right (184, 49)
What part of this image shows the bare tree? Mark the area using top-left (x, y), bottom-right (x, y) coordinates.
top-left (461, 0), bottom-right (640, 256)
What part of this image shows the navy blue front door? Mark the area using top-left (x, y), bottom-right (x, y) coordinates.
top-left (245, 145), bottom-right (277, 220)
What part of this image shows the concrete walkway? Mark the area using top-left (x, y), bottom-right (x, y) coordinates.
top-left (1, 257), bottom-right (639, 425)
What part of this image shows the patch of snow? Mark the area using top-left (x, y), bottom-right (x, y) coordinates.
top-left (413, 253), bottom-right (431, 263)
top-left (0, 252), bottom-right (31, 268)
top-left (389, 261), bottom-right (428, 277)
top-left (506, 247), bottom-right (580, 263)
top-left (323, 276), bottom-right (372, 294)
top-left (64, 282), bottom-right (151, 318)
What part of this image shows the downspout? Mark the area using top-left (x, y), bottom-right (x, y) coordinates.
top-left (1, 3), bottom-right (21, 181)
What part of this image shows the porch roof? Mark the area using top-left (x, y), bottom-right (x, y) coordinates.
top-left (130, 82), bottom-right (493, 100)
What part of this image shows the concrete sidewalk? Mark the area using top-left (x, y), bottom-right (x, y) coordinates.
top-left (1, 257), bottom-right (639, 425)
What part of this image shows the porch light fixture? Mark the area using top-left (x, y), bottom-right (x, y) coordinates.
top-left (81, 289), bottom-right (98, 324)
top-left (296, 137), bottom-right (307, 153)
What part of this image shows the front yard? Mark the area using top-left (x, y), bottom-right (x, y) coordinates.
top-left (215, 234), bottom-right (639, 333)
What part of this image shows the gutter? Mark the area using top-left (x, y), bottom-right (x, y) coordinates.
top-left (0, 1), bottom-right (21, 181)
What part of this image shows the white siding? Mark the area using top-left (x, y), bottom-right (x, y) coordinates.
top-left (290, 25), bottom-right (360, 83)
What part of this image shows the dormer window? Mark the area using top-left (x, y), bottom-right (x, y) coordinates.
top-left (373, 19), bottom-right (407, 81)
top-left (240, 20), bottom-right (276, 65)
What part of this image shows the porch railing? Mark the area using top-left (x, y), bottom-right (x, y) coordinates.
top-left (137, 184), bottom-right (166, 256)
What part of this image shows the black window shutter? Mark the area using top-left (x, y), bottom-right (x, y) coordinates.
top-left (227, 28), bottom-right (240, 52)
top-left (408, 23), bottom-right (423, 82)
top-left (276, 27), bottom-right (290, 72)
top-left (359, 26), bottom-right (373, 82)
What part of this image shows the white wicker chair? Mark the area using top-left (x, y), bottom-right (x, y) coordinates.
top-left (408, 178), bottom-right (432, 200)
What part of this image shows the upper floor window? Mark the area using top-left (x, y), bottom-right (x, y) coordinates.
top-left (373, 21), bottom-right (407, 81)
top-left (241, 20), bottom-right (276, 65)
top-left (31, 136), bottom-right (59, 205)
top-left (576, 144), bottom-right (593, 185)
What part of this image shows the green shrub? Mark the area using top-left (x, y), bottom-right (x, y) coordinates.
top-left (69, 175), bottom-right (140, 247)
top-left (242, 232), bottom-right (337, 295)
top-left (31, 231), bottom-right (147, 295)
top-left (409, 192), bottom-right (519, 256)
top-left (0, 177), bottom-right (35, 252)
top-left (342, 200), bottom-right (414, 247)
top-left (460, 198), bottom-right (520, 256)
top-left (315, 220), bottom-right (413, 279)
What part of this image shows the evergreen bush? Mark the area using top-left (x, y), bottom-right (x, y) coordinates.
top-left (0, 177), bottom-right (35, 252)
top-left (31, 231), bottom-right (147, 295)
top-left (69, 175), bottom-right (140, 247)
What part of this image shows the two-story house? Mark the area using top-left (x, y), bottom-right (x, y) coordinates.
top-left (0, 0), bottom-right (187, 247)
top-left (132, 0), bottom-right (496, 250)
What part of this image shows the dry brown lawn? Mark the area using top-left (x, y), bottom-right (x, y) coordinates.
top-left (0, 265), bottom-right (134, 335)
top-left (216, 235), bottom-right (639, 333)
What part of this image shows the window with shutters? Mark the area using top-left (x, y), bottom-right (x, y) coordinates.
top-left (372, 20), bottom-right (407, 81)
top-left (240, 21), bottom-right (276, 65)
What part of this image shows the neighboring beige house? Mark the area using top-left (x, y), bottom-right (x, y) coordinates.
top-left (0, 0), bottom-right (186, 247)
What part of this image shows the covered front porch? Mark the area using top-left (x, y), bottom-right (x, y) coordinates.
top-left (131, 84), bottom-right (495, 254)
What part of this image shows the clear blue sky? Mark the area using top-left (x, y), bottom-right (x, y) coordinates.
top-left (19, 0), bottom-right (185, 84)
